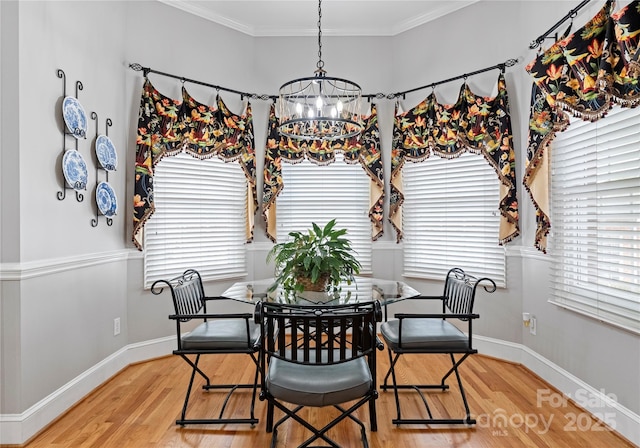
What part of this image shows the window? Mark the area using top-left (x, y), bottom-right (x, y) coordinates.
top-left (550, 106), bottom-right (640, 333)
top-left (276, 153), bottom-right (372, 273)
top-left (402, 153), bottom-right (506, 286)
top-left (144, 153), bottom-right (247, 287)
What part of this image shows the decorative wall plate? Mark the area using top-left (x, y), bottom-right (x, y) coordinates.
top-left (62, 96), bottom-right (87, 139)
top-left (95, 134), bottom-right (117, 171)
top-left (96, 181), bottom-right (117, 217)
top-left (62, 149), bottom-right (88, 190)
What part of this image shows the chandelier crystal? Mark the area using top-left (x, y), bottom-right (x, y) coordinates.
top-left (278, 0), bottom-right (363, 141)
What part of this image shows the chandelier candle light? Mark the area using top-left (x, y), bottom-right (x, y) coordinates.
top-left (278, 0), bottom-right (363, 141)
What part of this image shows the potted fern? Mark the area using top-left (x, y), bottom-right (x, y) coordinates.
top-left (267, 219), bottom-right (361, 296)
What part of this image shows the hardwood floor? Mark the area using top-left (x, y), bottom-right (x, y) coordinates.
top-left (9, 351), bottom-right (635, 448)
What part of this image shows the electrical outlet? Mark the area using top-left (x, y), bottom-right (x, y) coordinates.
top-left (530, 316), bottom-right (537, 335)
top-left (114, 317), bottom-right (121, 336)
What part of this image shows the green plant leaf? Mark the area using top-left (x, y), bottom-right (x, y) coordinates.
top-left (267, 219), bottom-right (361, 295)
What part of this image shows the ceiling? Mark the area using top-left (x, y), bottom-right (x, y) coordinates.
top-left (158, 0), bottom-right (481, 37)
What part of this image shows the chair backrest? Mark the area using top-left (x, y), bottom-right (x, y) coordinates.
top-left (256, 301), bottom-right (381, 366)
top-left (151, 269), bottom-right (206, 322)
top-left (442, 267), bottom-right (497, 319)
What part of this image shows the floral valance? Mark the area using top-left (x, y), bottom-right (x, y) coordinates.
top-left (262, 103), bottom-right (384, 242)
top-left (390, 73), bottom-right (519, 245)
top-left (133, 79), bottom-right (257, 250)
top-left (524, 0), bottom-right (640, 252)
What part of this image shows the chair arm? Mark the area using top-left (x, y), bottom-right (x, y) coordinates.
top-left (410, 295), bottom-right (447, 301)
top-left (375, 336), bottom-right (385, 351)
top-left (203, 296), bottom-right (236, 302)
top-left (253, 301), bottom-right (263, 324)
top-left (394, 313), bottom-right (479, 320)
top-left (383, 295), bottom-right (446, 321)
top-left (169, 313), bottom-right (254, 320)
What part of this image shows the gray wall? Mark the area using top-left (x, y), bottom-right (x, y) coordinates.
top-left (1, 0), bottom-right (638, 438)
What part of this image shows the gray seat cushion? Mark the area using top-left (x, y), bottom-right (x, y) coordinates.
top-left (380, 318), bottom-right (469, 351)
top-left (267, 356), bottom-right (372, 407)
top-left (181, 319), bottom-right (260, 350)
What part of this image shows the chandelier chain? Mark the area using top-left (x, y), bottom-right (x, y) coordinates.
top-left (316, 0), bottom-right (324, 72)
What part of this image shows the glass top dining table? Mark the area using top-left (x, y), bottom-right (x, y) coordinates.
top-left (221, 276), bottom-right (420, 307)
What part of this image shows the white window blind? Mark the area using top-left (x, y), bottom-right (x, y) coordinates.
top-left (402, 152), bottom-right (506, 286)
top-left (276, 153), bottom-right (372, 273)
top-left (550, 106), bottom-right (640, 333)
top-left (144, 153), bottom-right (247, 287)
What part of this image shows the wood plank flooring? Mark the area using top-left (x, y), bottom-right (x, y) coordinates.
top-left (7, 350), bottom-right (635, 448)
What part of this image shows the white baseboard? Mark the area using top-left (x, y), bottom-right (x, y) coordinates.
top-left (0, 336), bottom-right (174, 446)
top-left (1, 336), bottom-right (637, 446)
top-left (475, 335), bottom-right (640, 447)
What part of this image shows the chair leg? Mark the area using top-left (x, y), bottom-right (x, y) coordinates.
top-left (265, 401), bottom-right (275, 433)
top-left (178, 354), bottom-right (203, 425)
top-left (269, 405), bottom-right (341, 448)
top-left (270, 422), bottom-right (279, 448)
top-left (209, 352), bottom-right (260, 422)
top-left (181, 353), bottom-right (211, 385)
top-left (439, 352), bottom-right (469, 385)
top-left (176, 353), bottom-right (260, 426)
top-left (383, 349), bottom-right (404, 423)
top-left (368, 392), bottom-right (378, 432)
top-left (269, 396), bottom-right (372, 448)
top-left (249, 353), bottom-right (260, 421)
top-left (333, 403), bottom-right (369, 448)
top-left (301, 399), bottom-right (370, 448)
top-left (271, 404), bottom-right (339, 448)
top-left (449, 353), bottom-right (475, 425)
top-left (381, 349), bottom-right (396, 391)
top-left (386, 351), bottom-right (477, 425)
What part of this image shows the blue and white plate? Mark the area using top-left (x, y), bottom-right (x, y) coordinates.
top-left (62, 149), bottom-right (88, 191)
top-left (95, 134), bottom-right (117, 171)
top-left (62, 96), bottom-right (87, 139)
top-left (96, 182), bottom-right (117, 217)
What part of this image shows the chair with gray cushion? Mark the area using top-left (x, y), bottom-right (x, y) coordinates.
top-left (255, 300), bottom-right (382, 448)
top-left (151, 269), bottom-right (260, 426)
top-left (380, 267), bottom-right (496, 425)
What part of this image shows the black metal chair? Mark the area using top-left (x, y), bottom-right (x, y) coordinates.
top-left (380, 267), bottom-right (496, 425)
top-left (151, 269), bottom-right (260, 426)
top-left (255, 300), bottom-right (383, 448)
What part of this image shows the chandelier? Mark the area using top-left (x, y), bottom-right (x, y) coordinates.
top-left (277, 0), bottom-right (363, 141)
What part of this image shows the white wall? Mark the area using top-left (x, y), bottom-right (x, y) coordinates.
top-left (1, 0), bottom-right (132, 416)
top-left (18, 1), bottom-right (129, 260)
top-left (0, 0), bottom-right (20, 264)
top-left (1, 0), bottom-right (638, 445)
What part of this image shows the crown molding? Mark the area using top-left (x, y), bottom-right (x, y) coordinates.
top-left (157, 0), bottom-right (480, 37)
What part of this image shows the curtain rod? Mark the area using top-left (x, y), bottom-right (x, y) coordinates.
top-left (129, 63), bottom-right (276, 101)
top-left (368, 58), bottom-right (520, 100)
top-left (130, 57), bottom-right (520, 103)
top-left (529, 0), bottom-right (594, 49)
